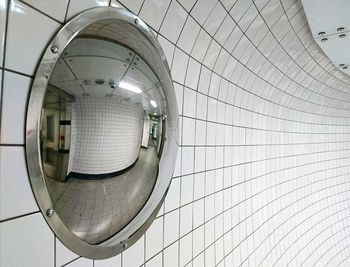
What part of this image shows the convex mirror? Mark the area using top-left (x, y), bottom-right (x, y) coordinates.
top-left (26, 7), bottom-right (178, 259)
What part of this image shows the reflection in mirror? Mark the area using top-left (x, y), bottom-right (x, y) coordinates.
top-left (41, 37), bottom-right (165, 244)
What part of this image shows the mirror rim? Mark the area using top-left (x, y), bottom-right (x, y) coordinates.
top-left (25, 6), bottom-right (179, 259)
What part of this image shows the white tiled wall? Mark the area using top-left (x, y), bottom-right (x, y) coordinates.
top-left (69, 97), bottom-right (143, 174)
top-left (2, 0), bottom-right (350, 266)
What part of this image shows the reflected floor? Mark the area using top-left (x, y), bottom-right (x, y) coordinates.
top-left (45, 147), bottom-right (158, 244)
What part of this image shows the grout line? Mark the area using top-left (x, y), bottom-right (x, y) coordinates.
top-left (2, 67), bottom-right (34, 78)
top-left (63, 0), bottom-right (70, 23)
top-left (18, 0), bottom-right (63, 25)
top-left (0, 210), bottom-right (40, 224)
top-left (0, 0), bottom-right (10, 144)
top-left (61, 256), bottom-right (82, 267)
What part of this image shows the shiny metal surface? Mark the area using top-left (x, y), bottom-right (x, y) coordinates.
top-left (26, 7), bottom-right (178, 259)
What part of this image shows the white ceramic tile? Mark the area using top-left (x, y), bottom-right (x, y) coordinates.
top-left (191, 30), bottom-right (211, 62)
top-left (181, 175), bottom-right (194, 205)
top-left (207, 99), bottom-right (218, 121)
top-left (22, 0), bottom-right (68, 22)
top-left (164, 209), bottom-right (179, 247)
top-left (145, 253), bottom-right (162, 267)
top-left (203, 3), bottom-right (227, 36)
top-left (174, 82), bottom-right (184, 115)
top-left (183, 88), bottom-right (197, 117)
top-left (223, 26), bottom-right (243, 53)
top-left (221, 0), bottom-right (237, 11)
top-left (145, 217), bottom-right (163, 260)
top-left (177, 0), bottom-right (197, 12)
top-left (193, 252), bottom-right (205, 267)
top-left (196, 93), bottom-right (208, 119)
top-left (0, 146), bottom-right (38, 220)
top-left (164, 178), bottom-right (181, 212)
top-left (109, 0), bottom-right (123, 8)
top-left (193, 173), bottom-right (205, 200)
top-left (205, 246), bottom-right (216, 267)
top-left (193, 225), bottom-right (204, 257)
top-left (179, 233), bottom-right (192, 267)
top-left (158, 34), bottom-right (175, 67)
top-left (159, 1), bottom-right (187, 44)
top-left (198, 66), bottom-right (211, 94)
top-left (171, 47), bottom-right (189, 84)
top-left (0, 214), bottom-right (54, 267)
top-left (191, 0), bottom-right (217, 25)
top-left (5, 0), bottom-right (60, 75)
top-left (177, 16), bottom-right (201, 54)
top-left (163, 242), bottom-right (178, 267)
top-left (229, 0), bottom-right (252, 22)
top-left (185, 58), bottom-right (201, 90)
top-left (182, 117), bottom-right (195, 145)
top-left (0, 0), bottom-right (7, 68)
top-left (181, 146), bottom-right (194, 175)
top-left (1, 71), bottom-right (31, 144)
top-left (180, 204), bottom-right (193, 237)
top-left (115, 0), bottom-right (143, 14)
top-left (56, 238), bottom-right (79, 267)
top-left (214, 15), bottom-right (236, 47)
top-left (122, 235), bottom-right (144, 267)
top-left (173, 146), bottom-right (182, 177)
top-left (66, 0), bottom-right (109, 20)
top-left (139, 0), bottom-right (171, 31)
top-left (195, 121), bottom-right (206, 146)
top-left (203, 41), bottom-right (221, 70)
top-left (65, 258), bottom-right (93, 267)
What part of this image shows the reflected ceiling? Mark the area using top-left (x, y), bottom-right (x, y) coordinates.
top-left (50, 37), bottom-right (162, 115)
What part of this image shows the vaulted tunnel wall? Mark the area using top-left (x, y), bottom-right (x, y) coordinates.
top-left (2, 0), bottom-right (350, 266)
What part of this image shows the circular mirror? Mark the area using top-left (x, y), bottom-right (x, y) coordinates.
top-left (26, 7), bottom-right (178, 259)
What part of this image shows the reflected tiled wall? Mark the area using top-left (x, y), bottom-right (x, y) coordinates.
top-left (70, 97), bottom-right (143, 174)
top-left (2, 0), bottom-right (350, 266)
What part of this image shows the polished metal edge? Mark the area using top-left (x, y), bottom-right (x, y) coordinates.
top-left (25, 6), bottom-right (179, 259)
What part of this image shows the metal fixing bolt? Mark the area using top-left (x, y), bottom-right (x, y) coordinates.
top-left (318, 31), bottom-right (326, 36)
top-left (46, 208), bottom-right (54, 217)
top-left (134, 18), bottom-right (139, 25)
top-left (51, 45), bottom-right (59, 54)
top-left (321, 38), bottom-right (328, 42)
top-left (339, 34), bottom-right (346, 38)
top-left (337, 27), bottom-right (345, 32)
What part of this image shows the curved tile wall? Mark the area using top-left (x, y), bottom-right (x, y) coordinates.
top-left (1, 0), bottom-right (350, 266)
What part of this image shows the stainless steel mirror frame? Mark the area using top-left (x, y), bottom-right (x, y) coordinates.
top-left (26, 7), bottom-right (179, 259)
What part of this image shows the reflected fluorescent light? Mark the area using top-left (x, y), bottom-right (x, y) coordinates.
top-left (119, 82), bottom-right (142, 94)
top-left (153, 113), bottom-right (157, 115)
top-left (150, 100), bottom-right (157, 108)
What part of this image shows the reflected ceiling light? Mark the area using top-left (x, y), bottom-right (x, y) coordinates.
top-left (119, 82), bottom-right (142, 94)
top-left (95, 79), bottom-right (105, 85)
top-left (150, 100), bottom-right (157, 107)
